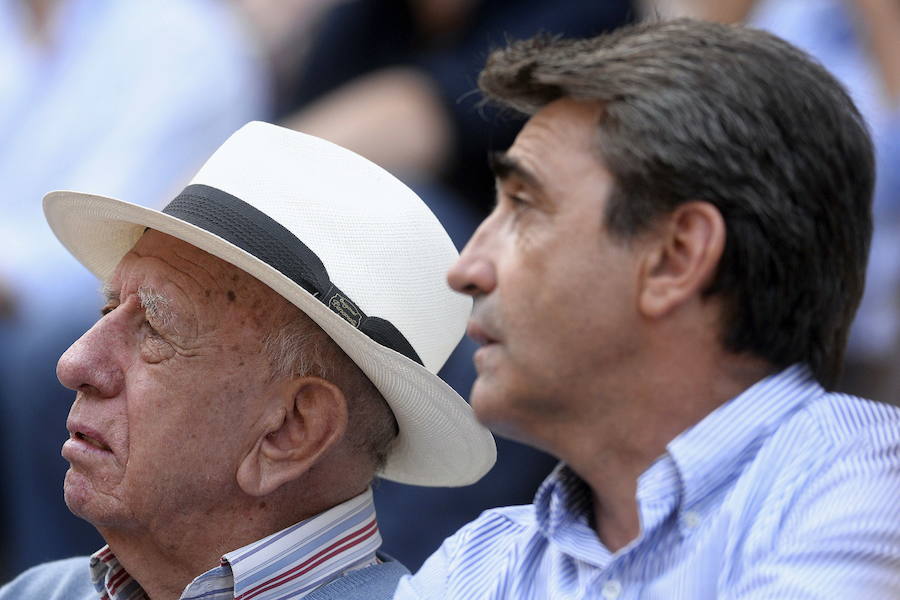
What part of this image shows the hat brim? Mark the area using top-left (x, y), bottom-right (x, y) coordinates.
top-left (44, 191), bottom-right (496, 487)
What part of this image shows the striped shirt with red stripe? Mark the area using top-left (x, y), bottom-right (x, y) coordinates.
top-left (89, 488), bottom-right (382, 600)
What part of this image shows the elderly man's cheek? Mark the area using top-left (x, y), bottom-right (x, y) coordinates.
top-left (140, 337), bottom-right (176, 363)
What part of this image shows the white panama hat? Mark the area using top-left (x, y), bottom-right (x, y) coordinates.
top-left (43, 121), bottom-right (495, 487)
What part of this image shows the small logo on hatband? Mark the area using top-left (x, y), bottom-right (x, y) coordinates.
top-left (329, 293), bottom-right (362, 327)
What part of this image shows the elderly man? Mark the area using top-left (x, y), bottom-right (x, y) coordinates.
top-left (0, 122), bottom-right (495, 600)
top-left (396, 18), bottom-right (900, 599)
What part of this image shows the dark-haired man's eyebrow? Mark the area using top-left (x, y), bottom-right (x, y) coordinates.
top-left (488, 151), bottom-right (543, 191)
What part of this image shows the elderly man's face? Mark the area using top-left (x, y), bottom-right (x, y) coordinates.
top-left (57, 230), bottom-right (288, 530)
top-left (447, 98), bottom-right (647, 445)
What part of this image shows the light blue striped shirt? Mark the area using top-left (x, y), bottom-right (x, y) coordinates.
top-left (91, 488), bottom-right (382, 600)
top-left (396, 365), bottom-right (900, 598)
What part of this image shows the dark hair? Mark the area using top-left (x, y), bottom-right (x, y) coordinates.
top-left (478, 19), bottom-right (874, 388)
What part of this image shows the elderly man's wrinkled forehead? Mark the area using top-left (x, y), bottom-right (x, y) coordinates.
top-left (106, 229), bottom-right (297, 337)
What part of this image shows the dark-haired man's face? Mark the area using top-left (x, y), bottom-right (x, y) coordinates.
top-left (447, 98), bottom-right (648, 448)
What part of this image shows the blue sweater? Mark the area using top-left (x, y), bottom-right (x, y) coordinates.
top-left (0, 555), bottom-right (408, 599)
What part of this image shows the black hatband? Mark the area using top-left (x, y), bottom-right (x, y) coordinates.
top-left (162, 184), bottom-right (423, 366)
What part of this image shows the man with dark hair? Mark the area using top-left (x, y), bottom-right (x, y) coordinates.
top-left (395, 19), bottom-right (900, 598)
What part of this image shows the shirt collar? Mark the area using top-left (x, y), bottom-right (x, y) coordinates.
top-left (89, 487), bottom-right (381, 600)
top-left (532, 364), bottom-right (823, 558)
top-left (89, 547), bottom-right (144, 600)
top-left (665, 364), bottom-right (823, 515)
top-left (534, 463), bottom-right (613, 567)
top-left (535, 463), bottom-right (591, 538)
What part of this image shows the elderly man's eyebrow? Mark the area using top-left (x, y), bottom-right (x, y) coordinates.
top-left (488, 151), bottom-right (542, 190)
top-left (137, 285), bottom-right (175, 328)
top-left (99, 282), bottom-right (176, 326)
top-left (101, 282), bottom-right (118, 305)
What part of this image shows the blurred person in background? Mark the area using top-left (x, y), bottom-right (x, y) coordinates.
top-left (278, 0), bottom-right (637, 569)
top-left (641, 0), bottom-right (900, 403)
top-left (0, 0), bottom-right (269, 580)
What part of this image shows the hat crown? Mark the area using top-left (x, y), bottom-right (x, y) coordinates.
top-left (189, 122), bottom-right (470, 373)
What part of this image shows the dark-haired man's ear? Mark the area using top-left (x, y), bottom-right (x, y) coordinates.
top-left (236, 377), bottom-right (348, 497)
top-left (637, 201), bottom-right (725, 319)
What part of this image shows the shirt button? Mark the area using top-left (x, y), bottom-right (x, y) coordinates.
top-left (601, 580), bottom-right (622, 599)
top-left (683, 511), bottom-right (701, 528)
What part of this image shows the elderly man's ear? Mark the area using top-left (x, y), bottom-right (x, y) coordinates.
top-left (637, 201), bottom-right (726, 318)
top-left (236, 377), bottom-right (349, 497)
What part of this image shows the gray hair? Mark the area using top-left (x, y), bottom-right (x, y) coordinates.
top-left (262, 307), bottom-right (398, 473)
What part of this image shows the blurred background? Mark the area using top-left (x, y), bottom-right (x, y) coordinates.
top-left (0, 0), bottom-right (896, 583)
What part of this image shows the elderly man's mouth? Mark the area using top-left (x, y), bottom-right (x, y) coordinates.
top-left (74, 431), bottom-right (111, 452)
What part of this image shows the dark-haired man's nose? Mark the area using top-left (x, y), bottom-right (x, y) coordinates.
top-left (447, 225), bottom-right (497, 297)
top-left (56, 317), bottom-right (125, 399)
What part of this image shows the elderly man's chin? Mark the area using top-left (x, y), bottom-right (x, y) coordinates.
top-left (62, 468), bottom-right (124, 527)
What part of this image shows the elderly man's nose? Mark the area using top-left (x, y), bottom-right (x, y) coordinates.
top-left (56, 322), bottom-right (124, 398)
